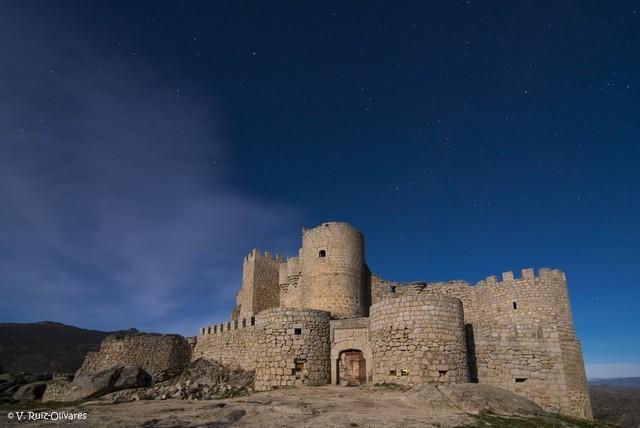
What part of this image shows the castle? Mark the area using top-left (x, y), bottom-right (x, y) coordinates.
top-left (76, 221), bottom-right (592, 418)
top-left (193, 222), bottom-right (592, 418)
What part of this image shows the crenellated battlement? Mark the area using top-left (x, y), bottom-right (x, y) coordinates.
top-left (243, 248), bottom-right (285, 263)
top-left (199, 315), bottom-right (257, 336)
top-left (475, 267), bottom-right (566, 288)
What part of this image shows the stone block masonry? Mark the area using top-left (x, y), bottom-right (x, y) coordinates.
top-left (471, 268), bottom-right (592, 418)
top-left (78, 333), bottom-right (191, 378)
top-left (192, 321), bottom-right (258, 371)
top-left (254, 308), bottom-right (331, 391)
top-left (385, 268), bottom-right (592, 418)
top-left (298, 222), bottom-right (368, 318)
top-left (370, 294), bottom-right (468, 386)
top-left (234, 249), bottom-right (283, 320)
top-left (193, 308), bottom-right (331, 391)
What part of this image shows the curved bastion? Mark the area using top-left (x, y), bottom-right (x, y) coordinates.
top-left (254, 308), bottom-right (331, 391)
top-left (370, 294), bottom-right (468, 386)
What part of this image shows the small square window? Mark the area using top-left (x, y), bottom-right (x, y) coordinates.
top-left (319, 250), bottom-right (326, 257)
top-left (294, 328), bottom-right (302, 335)
top-left (389, 370), bottom-right (397, 376)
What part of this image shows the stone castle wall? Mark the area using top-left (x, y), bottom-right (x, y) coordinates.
top-left (254, 308), bottom-right (331, 391)
top-left (370, 294), bottom-right (468, 386)
top-left (389, 268), bottom-right (591, 418)
top-left (235, 249), bottom-right (283, 319)
top-left (472, 268), bottom-right (591, 418)
top-left (78, 333), bottom-right (191, 377)
top-left (370, 274), bottom-right (398, 305)
top-left (299, 222), bottom-right (368, 318)
top-left (193, 308), bottom-right (331, 391)
top-left (193, 319), bottom-right (258, 371)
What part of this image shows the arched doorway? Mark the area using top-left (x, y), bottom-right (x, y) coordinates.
top-left (338, 349), bottom-right (366, 386)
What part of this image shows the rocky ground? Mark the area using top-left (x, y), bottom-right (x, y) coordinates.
top-left (0, 384), bottom-right (613, 428)
top-left (102, 359), bottom-right (255, 402)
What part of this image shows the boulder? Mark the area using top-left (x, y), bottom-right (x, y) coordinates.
top-left (101, 359), bottom-right (255, 402)
top-left (1, 384), bottom-right (22, 397)
top-left (69, 366), bottom-right (151, 400)
top-left (408, 384), bottom-right (544, 417)
top-left (436, 384), bottom-right (544, 416)
top-left (12, 381), bottom-right (48, 400)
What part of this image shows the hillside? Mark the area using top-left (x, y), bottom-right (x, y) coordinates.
top-left (589, 385), bottom-right (640, 428)
top-left (590, 378), bottom-right (640, 389)
top-left (0, 321), bottom-right (137, 373)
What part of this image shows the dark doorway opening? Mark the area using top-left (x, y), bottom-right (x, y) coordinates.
top-left (465, 323), bottom-right (479, 383)
top-left (338, 349), bottom-right (366, 386)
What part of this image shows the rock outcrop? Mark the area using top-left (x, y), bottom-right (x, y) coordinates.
top-left (0, 372), bottom-right (52, 400)
top-left (103, 358), bottom-right (255, 402)
top-left (11, 381), bottom-right (48, 400)
top-left (44, 366), bottom-right (152, 401)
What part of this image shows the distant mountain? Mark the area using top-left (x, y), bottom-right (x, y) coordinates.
top-left (590, 377), bottom-right (640, 389)
top-left (0, 321), bottom-right (137, 374)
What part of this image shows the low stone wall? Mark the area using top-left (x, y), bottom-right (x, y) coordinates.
top-left (192, 324), bottom-right (258, 371)
top-left (78, 333), bottom-right (191, 378)
top-left (370, 294), bottom-right (468, 386)
top-left (254, 308), bottom-right (331, 391)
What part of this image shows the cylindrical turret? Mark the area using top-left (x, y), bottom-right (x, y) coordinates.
top-left (300, 222), bottom-right (366, 318)
top-left (254, 308), bottom-right (331, 391)
top-left (370, 294), bottom-right (468, 385)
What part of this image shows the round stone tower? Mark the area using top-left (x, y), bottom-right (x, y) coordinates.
top-left (370, 294), bottom-right (468, 386)
top-left (254, 308), bottom-right (331, 391)
top-left (300, 222), bottom-right (367, 319)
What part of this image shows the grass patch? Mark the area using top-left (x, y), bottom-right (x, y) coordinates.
top-left (372, 382), bottom-right (411, 391)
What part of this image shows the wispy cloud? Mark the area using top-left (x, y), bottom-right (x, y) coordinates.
top-left (0, 10), bottom-right (300, 335)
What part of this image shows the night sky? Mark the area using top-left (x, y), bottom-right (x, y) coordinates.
top-left (1, 2), bottom-right (638, 378)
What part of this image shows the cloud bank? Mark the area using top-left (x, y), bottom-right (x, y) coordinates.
top-left (0, 10), bottom-right (300, 335)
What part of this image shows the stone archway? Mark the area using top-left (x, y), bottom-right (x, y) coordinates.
top-left (331, 339), bottom-right (373, 385)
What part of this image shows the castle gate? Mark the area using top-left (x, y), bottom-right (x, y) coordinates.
top-left (329, 317), bottom-right (372, 385)
top-left (338, 349), bottom-right (366, 386)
